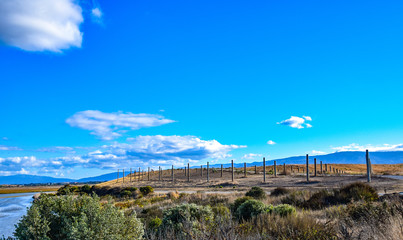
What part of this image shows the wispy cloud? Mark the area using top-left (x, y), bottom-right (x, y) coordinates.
top-left (277, 116), bottom-right (312, 129)
top-left (91, 7), bottom-right (103, 23)
top-left (0, 0), bottom-right (83, 52)
top-left (37, 146), bottom-right (75, 153)
top-left (332, 143), bottom-right (403, 152)
top-left (311, 150), bottom-right (326, 155)
top-left (66, 110), bottom-right (175, 140)
top-left (0, 145), bottom-right (22, 151)
top-left (242, 153), bottom-right (262, 160)
top-left (267, 140), bottom-right (276, 145)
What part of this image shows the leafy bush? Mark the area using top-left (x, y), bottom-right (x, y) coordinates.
top-left (161, 203), bottom-right (214, 234)
top-left (140, 186), bottom-right (154, 196)
top-left (120, 190), bottom-right (134, 198)
top-left (80, 184), bottom-right (92, 194)
top-left (230, 196), bottom-right (253, 213)
top-left (245, 186), bottom-right (266, 200)
top-left (57, 184), bottom-right (79, 195)
top-left (271, 187), bottom-right (290, 196)
top-left (303, 190), bottom-right (335, 209)
top-left (148, 217), bottom-right (162, 230)
top-left (336, 182), bottom-right (378, 203)
top-left (14, 194), bottom-right (143, 240)
top-left (273, 204), bottom-right (296, 217)
top-left (236, 199), bottom-right (266, 221)
top-left (212, 204), bottom-right (231, 221)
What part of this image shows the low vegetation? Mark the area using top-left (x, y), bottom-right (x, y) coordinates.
top-left (9, 182), bottom-right (403, 239)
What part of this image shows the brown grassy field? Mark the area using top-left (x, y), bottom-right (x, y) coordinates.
top-left (98, 163), bottom-right (403, 194)
top-left (0, 185), bottom-right (63, 194)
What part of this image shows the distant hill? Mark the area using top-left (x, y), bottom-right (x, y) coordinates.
top-left (0, 174), bottom-right (74, 185)
top-left (76, 172), bottom-right (121, 183)
top-left (0, 172), bottom-right (123, 185)
top-left (203, 151), bottom-right (403, 169)
top-left (1, 151), bottom-right (403, 185)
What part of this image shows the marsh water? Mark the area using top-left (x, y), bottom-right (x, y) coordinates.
top-left (0, 192), bottom-right (35, 238)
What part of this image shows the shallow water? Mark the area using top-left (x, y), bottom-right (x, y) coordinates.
top-left (383, 175), bottom-right (403, 180)
top-left (0, 192), bottom-right (36, 238)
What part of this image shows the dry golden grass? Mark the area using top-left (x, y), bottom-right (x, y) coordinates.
top-left (0, 186), bottom-right (61, 194)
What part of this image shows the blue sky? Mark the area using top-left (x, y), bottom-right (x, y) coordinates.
top-left (1, 0), bottom-right (403, 179)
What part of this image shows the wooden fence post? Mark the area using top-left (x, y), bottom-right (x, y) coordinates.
top-left (283, 163), bottom-right (286, 175)
top-left (274, 160), bottom-right (277, 177)
top-left (171, 165), bottom-right (174, 182)
top-left (366, 149), bottom-right (371, 182)
top-left (138, 167), bottom-right (141, 181)
top-left (148, 167), bottom-right (150, 181)
top-left (314, 158), bottom-right (317, 177)
top-left (320, 161), bottom-right (323, 174)
top-left (244, 162), bottom-right (247, 177)
top-left (201, 165), bottom-right (203, 177)
top-left (306, 154), bottom-right (310, 182)
top-left (221, 164), bottom-right (223, 178)
top-left (159, 166), bottom-right (161, 181)
top-left (187, 163), bottom-right (190, 182)
top-left (207, 162), bottom-right (210, 182)
top-left (263, 157), bottom-right (266, 182)
top-left (232, 160), bottom-right (234, 182)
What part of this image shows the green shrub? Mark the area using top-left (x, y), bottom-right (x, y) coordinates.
top-left (161, 203), bottom-right (214, 234)
top-left (273, 204), bottom-right (296, 217)
top-left (80, 185), bottom-right (92, 194)
top-left (212, 204), bottom-right (231, 221)
top-left (303, 190), bottom-right (335, 209)
top-left (271, 187), bottom-right (290, 196)
top-left (336, 182), bottom-right (378, 203)
top-left (148, 217), bottom-right (162, 230)
top-left (120, 190), bottom-right (133, 198)
top-left (14, 194), bottom-right (143, 240)
top-left (236, 199), bottom-right (266, 221)
top-left (140, 186), bottom-right (154, 196)
top-left (245, 186), bottom-right (266, 200)
top-left (57, 184), bottom-right (79, 195)
top-left (231, 196), bottom-right (253, 213)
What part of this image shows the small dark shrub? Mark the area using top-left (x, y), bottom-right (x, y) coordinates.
top-left (140, 186), bottom-right (154, 196)
top-left (245, 186), bottom-right (266, 200)
top-left (120, 190), bottom-right (133, 198)
top-left (80, 185), bottom-right (92, 194)
top-left (231, 196), bottom-right (253, 213)
top-left (148, 217), bottom-right (162, 230)
top-left (273, 204), bottom-right (296, 217)
top-left (271, 187), bottom-right (290, 196)
top-left (336, 182), bottom-right (378, 203)
top-left (236, 199), bottom-right (266, 221)
top-left (303, 190), bottom-right (335, 209)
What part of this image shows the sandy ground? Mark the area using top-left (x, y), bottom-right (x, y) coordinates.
top-left (99, 167), bottom-right (403, 194)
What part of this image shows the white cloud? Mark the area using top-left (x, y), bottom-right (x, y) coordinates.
top-left (267, 140), bottom-right (276, 145)
top-left (332, 143), bottom-right (403, 152)
top-left (242, 153), bottom-right (262, 160)
top-left (37, 146), bottom-right (75, 153)
top-left (91, 7), bottom-right (103, 23)
top-left (2, 137), bottom-right (8, 141)
top-left (66, 110), bottom-right (175, 140)
top-left (312, 150), bottom-right (326, 155)
top-left (0, 135), bottom-right (246, 176)
top-left (0, 0), bottom-right (83, 52)
top-left (0, 145), bottom-right (22, 151)
top-left (92, 8), bottom-right (102, 18)
top-left (277, 116), bottom-right (312, 129)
